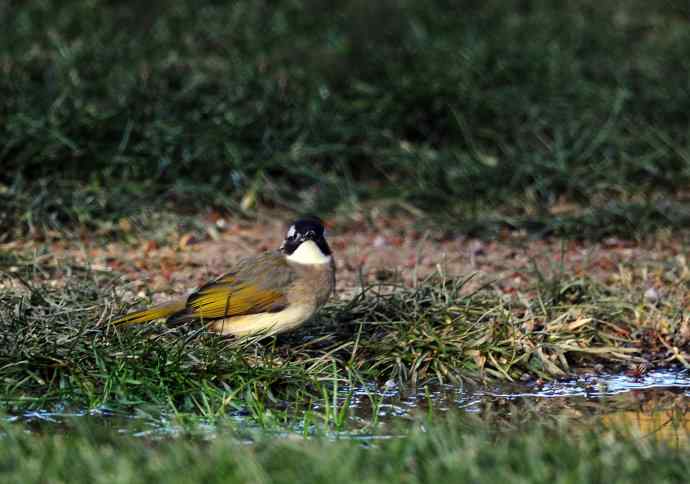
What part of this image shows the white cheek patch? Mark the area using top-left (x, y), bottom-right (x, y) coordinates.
top-left (287, 240), bottom-right (331, 265)
top-left (286, 225), bottom-right (296, 238)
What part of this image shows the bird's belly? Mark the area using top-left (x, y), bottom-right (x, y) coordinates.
top-left (208, 304), bottom-right (315, 337)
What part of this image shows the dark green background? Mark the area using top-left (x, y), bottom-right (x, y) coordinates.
top-left (2, 0), bottom-right (689, 237)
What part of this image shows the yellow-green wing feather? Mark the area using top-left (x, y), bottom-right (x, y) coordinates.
top-left (184, 282), bottom-right (285, 319)
top-left (167, 251), bottom-right (295, 324)
top-left (113, 251), bottom-right (295, 327)
top-left (112, 299), bottom-right (186, 326)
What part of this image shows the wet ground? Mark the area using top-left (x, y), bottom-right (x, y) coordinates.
top-left (6, 369), bottom-right (690, 445)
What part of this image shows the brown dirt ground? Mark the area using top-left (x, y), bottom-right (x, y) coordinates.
top-left (2, 214), bottom-right (689, 308)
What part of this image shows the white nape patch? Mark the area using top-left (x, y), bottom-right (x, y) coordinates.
top-left (286, 240), bottom-right (331, 265)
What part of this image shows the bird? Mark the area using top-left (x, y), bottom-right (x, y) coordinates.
top-left (112, 216), bottom-right (335, 337)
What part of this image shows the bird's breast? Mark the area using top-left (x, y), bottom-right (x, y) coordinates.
top-left (287, 258), bottom-right (335, 308)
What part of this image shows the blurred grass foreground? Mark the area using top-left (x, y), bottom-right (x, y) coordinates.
top-left (2, 0), bottom-right (690, 239)
top-left (3, 416), bottom-right (690, 484)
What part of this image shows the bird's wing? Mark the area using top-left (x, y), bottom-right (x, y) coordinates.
top-left (168, 252), bottom-right (296, 324)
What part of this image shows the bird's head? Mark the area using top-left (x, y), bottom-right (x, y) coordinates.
top-left (281, 216), bottom-right (332, 263)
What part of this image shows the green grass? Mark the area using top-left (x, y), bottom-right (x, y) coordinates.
top-left (2, 0), bottom-right (690, 239)
top-left (2, 248), bottom-right (688, 426)
top-left (1, 415), bottom-right (689, 484)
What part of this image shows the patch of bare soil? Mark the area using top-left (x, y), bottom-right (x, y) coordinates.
top-left (3, 214), bottom-right (689, 308)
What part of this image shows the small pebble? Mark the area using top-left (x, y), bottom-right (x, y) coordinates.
top-left (373, 235), bottom-right (387, 248)
top-left (384, 379), bottom-right (397, 390)
top-left (644, 287), bottom-right (659, 303)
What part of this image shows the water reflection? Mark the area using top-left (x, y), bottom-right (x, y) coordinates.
top-left (4, 369), bottom-right (690, 443)
top-left (344, 368), bottom-right (690, 443)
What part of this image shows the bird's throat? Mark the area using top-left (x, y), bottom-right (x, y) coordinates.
top-left (286, 240), bottom-right (331, 265)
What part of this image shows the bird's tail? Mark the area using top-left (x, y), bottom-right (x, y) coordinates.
top-left (112, 299), bottom-right (186, 326)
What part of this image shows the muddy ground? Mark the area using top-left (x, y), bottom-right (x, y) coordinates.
top-left (2, 214), bottom-right (688, 311)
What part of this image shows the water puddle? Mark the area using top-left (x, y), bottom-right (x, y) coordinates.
top-left (490, 369), bottom-right (690, 398)
top-left (342, 368), bottom-right (690, 443)
top-left (4, 368), bottom-right (690, 443)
